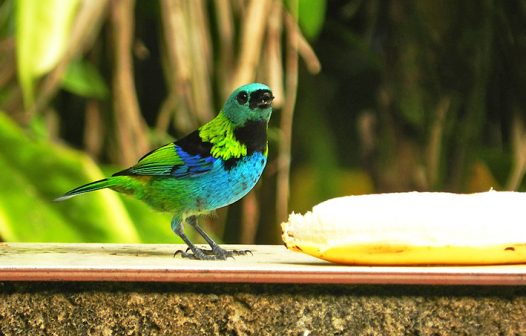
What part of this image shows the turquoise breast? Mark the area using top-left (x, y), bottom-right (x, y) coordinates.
top-left (144, 152), bottom-right (267, 213)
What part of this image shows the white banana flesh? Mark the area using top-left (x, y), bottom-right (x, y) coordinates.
top-left (281, 191), bottom-right (526, 265)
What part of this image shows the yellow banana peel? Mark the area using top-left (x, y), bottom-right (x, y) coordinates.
top-left (281, 191), bottom-right (526, 265)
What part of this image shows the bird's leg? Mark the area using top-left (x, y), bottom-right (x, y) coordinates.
top-left (187, 216), bottom-right (229, 259)
top-left (171, 215), bottom-right (210, 260)
top-left (172, 215), bottom-right (251, 260)
top-left (186, 216), bottom-right (252, 259)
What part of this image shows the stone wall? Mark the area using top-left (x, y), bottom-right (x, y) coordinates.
top-left (1, 282), bottom-right (525, 335)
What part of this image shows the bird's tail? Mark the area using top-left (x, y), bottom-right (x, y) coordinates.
top-left (55, 178), bottom-right (111, 201)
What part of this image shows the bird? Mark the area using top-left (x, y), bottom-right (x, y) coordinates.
top-left (56, 83), bottom-right (274, 260)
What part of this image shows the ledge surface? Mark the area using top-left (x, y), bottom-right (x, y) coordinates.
top-left (1, 243), bottom-right (526, 285)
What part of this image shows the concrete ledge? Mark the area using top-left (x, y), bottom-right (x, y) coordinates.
top-left (2, 243), bottom-right (526, 285)
top-left (1, 282), bottom-right (525, 335)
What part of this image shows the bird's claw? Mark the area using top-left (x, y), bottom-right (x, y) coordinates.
top-left (231, 249), bottom-right (253, 256)
top-left (173, 246), bottom-right (253, 260)
top-left (186, 247), bottom-right (252, 256)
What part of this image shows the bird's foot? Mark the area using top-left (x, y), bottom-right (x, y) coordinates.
top-left (174, 246), bottom-right (253, 260)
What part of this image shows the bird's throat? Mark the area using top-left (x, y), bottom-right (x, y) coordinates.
top-left (198, 112), bottom-right (267, 161)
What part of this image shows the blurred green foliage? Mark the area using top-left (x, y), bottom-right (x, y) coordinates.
top-left (0, 0), bottom-right (525, 244)
top-left (294, 0), bottom-right (326, 39)
top-left (0, 112), bottom-right (175, 243)
top-left (15, 0), bottom-right (80, 107)
top-left (62, 59), bottom-right (109, 99)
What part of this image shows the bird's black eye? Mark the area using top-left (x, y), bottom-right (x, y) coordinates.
top-left (236, 91), bottom-right (248, 105)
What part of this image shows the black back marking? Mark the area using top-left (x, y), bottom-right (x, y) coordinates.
top-left (175, 130), bottom-right (213, 157)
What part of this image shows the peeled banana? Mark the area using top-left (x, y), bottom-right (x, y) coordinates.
top-left (281, 191), bottom-right (526, 265)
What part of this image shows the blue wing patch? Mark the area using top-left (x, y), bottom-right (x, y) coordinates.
top-left (170, 146), bottom-right (216, 178)
top-left (113, 143), bottom-right (216, 178)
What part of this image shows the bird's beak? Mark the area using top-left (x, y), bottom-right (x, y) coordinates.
top-left (257, 91), bottom-right (274, 108)
top-left (250, 90), bottom-right (274, 109)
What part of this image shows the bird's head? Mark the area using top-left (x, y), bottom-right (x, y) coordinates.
top-left (223, 83), bottom-right (274, 127)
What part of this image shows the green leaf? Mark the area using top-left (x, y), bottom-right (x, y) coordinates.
top-left (297, 0), bottom-right (326, 40)
top-left (62, 59), bottom-right (109, 99)
top-left (0, 111), bottom-right (140, 243)
top-left (15, 0), bottom-right (80, 107)
top-left (0, 155), bottom-right (82, 242)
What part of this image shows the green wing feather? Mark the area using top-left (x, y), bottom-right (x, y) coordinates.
top-left (137, 143), bottom-right (184, 166)
top-left (113, 143), bottom-right (183, 176)
top-left (113, 141), bottom-right (216, 177)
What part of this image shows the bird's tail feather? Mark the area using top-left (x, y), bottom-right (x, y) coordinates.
top-left (55, 178), bottom-right (111, 201)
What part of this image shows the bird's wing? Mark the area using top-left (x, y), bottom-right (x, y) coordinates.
top-left (113, 131), bottom-right (216, 178)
